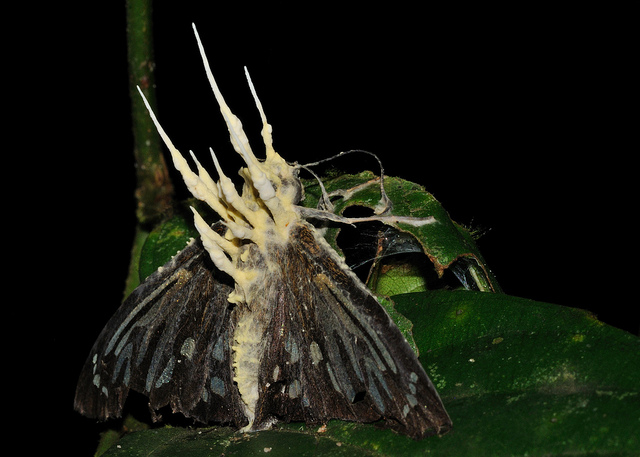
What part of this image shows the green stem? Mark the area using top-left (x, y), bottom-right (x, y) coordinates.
top-left (126, 0), bottom-right (174, 226)
top-left (123, 0), bottom-right (174, 297)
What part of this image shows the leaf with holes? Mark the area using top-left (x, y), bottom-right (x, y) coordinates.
top-left (301, 171), bottom-right (500, 293)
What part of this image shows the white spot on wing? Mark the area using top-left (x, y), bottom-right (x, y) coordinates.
top-left (155, 356), bottom-right (175, 388)
top-left (180, 337), bottom-right (196, 360)
top-left (212, 335), bottom-right (225, 361)
top-left (211, 376), bottom-right (226, 396)
top-left (310, 341), bottom-right (323, 365)
top-left (285, 335), bottom-right (299, 363)
top-left (326, 363), bottom-right (341, 392)
top-left (288, 379), bottom-right (301, 399)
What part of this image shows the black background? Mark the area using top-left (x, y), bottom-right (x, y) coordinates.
top-left (32, 2), bottom-right (633, 454)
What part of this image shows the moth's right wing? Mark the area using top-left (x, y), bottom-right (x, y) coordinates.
top-left (74, 230), bottom-right (247, 427)
top-left (256, 222), bottom-right (452, 439)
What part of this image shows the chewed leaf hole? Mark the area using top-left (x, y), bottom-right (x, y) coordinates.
top-left (336, 206), bottom-right (464, 292)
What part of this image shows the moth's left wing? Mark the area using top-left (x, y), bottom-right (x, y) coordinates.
top-left (255, 222), bottom-right (451, 439)
top-left (74, 233), bottom-right (247, 427)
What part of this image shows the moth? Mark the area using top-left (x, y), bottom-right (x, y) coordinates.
top-left (74, 24), bottom-right (452, 440)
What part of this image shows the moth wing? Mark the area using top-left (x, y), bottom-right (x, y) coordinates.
top-left (74, 232), bottom-right (247, 427)
top-left (256, 223), bottom-right (451, 439)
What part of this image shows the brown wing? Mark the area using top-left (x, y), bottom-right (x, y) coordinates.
top-left (74, 235), bottom-right (247, 428)
top-left (254, 222), bottom-right (451, 439)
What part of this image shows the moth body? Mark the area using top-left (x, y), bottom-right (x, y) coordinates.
top-left (232, 307), bottom-right (267, 428)
top-left (75, 23), bottom-right (451, 440)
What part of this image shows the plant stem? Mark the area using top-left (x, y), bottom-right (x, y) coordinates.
top-left (126, 0), bottom-right (174, 226)
top-left (124, 0), bottom-right (174, 297)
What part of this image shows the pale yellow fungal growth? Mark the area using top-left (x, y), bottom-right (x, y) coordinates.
top-left (137, 23), bottom-right (438, 433)
top-left (138, 24), bottom-right (308, 422)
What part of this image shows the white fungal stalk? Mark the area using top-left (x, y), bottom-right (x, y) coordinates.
top-left (136, 26), bottom-right (300, 307)
top-left (137, 25), bottom-right (310, 429)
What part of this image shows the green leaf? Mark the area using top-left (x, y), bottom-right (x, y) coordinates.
top-left (95, 415), bottom-right (149, 457)
top-left (138, 212), bottom-right (199, 283)
top-left (377, 296), bottom-right (418, 355)
top-left (136, 200), bottom-right (219, 285)
top-left (301, 172), bottom-right (500, 292)
top-left (394, 290), bottom-right (640, 455)
top-left (123, 226), bottom-right (150, 298)
top-left (101, 424), bottom-right (373, 457)
top-left (101, 291), bottom-right (639, 456)
top-left (368, 258), bottom-right (432, 297)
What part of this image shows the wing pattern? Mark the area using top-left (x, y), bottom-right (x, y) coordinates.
top-left (75, 221), bottom-right (451, 439)
top-left (74, 229), bottom-right (247, 428)
top-left (254, 223), bottom-right (451, 438)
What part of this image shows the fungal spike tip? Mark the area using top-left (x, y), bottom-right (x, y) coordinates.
top-left (244, 66), bottom-right (275, 158)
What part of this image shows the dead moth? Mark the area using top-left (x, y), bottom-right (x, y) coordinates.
top-left (74, 24), bottom-right (452, 440)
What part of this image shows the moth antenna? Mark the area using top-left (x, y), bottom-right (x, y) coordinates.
top-left (244, 66), bottom-right (276, 160)
top-left (191, 23), bottom-right (276, 203)
top-left (136, 86), bottom-right (229, 218)
top-left (303, 149), bottom-right (392, 215)
top-left (300, 165), bottom-right (334, 212)
top-left (365, 150), bottom-right (392, 215)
